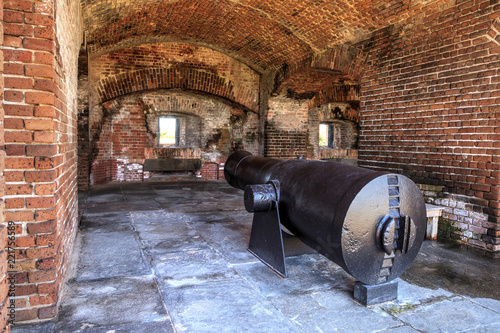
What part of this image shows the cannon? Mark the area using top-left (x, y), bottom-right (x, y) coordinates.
top-left (224, 151), bottom-right (426, 304)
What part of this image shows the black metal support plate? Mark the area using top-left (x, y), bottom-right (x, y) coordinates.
top-left (248, 207), bottom-right (287, 278)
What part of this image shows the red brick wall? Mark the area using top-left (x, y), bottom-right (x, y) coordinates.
top-left (77, 48), bottom-right (90, 190)
top-left (82, 42), bottom-right (260, 185)
top-left (88, 43), bottom-right (259, 135)
top-left (0, 0), bottom-right (11, 329)
top-left (265, 94), bottom-right (311, 159)
top-left (90, 91), bottom-right (259, 184)
top-left (358, 0), bottom-right (500, 251)
top-left (91, 99), bottom-right (154, 184)
top-left (2, 0), bottom-right (82, 323)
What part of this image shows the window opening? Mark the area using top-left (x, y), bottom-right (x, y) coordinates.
top-left (159, 117), bottom-right (180, 146)
top-left (319, 123), bottom-right (334, 148)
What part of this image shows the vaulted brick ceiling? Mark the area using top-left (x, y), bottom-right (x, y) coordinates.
top-left (81, 0), bottom-right (448, 72)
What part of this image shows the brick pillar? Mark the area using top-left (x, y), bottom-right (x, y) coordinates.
top-left (77, 47), bottom-right (89, 190)
top-left (2, 0), bottom-right (80, 323)
top-left (265, 94), bottom-right (311, 159)
top-left (0, 0), bottom-right (12, 330)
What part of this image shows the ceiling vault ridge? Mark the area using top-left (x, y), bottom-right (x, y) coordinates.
top-left (226, 0), bottom-right (321, 54)
top-left (87, 36), bottom-right (267, 74)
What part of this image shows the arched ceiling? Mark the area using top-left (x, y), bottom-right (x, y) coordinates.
top-left (80, 0), bottom-right (449, 72)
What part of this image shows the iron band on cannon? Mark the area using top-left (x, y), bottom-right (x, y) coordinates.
top-left (224, 151), bottom-right (426, 305)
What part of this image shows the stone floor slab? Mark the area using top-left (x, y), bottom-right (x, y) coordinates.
top-left (471, 297), bottom-right (500, 314)
top-left (56, 319), bottom-right (175, 333)
top-left (152, 245), bottom-right (238, 288)
top-left (133, 220), bottom-right (198, 241)
top-left (380, 326), bottom-right (420, 332)
top-left (84, 200), bottom-right (161, 213)
top-left (75, 230), bottom-right (150, 281)
top-left (10, 321), bottom-right (55, 333)
top-left (270, 290), bottom-right (402, 333)
top-left (392, 296), bottom-right (500, 333)
top-left (395, 279), bottom-right (453, 305)
top-left (141, 235), bottom-right (206, 255)
top-left (56, 276), bottom-right (169, 328)
top-left (163, 279), bottom-right (301, 333)
top-left (234, 254), bottom-right (353, 298)
top-left (188, 219), bottom-right (256, 264)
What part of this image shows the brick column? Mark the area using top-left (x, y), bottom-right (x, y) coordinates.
top-left (265, 94), bottom-right (311, 159)
top-left (2, 0), bottom-right (80, 323)
top-left (1, 0), bottom-right (12, 330)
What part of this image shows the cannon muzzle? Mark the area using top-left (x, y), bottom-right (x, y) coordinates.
top-left (224, 151), bottom-right (426, 286)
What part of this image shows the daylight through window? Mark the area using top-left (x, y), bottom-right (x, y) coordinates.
top-left (319, 123), bottom-right (334, 148)
top-left (159, 117), bottom-right (179, 146)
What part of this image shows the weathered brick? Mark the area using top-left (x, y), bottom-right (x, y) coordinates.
top-left (4, 104), bottom-right (33, 117)
top-left (25, 91), bottom-right (55, 105)
top-left (37, 282), bottom-right (56, 295)
top-left (12, 236), bottom-right (36, 248)
top-left (27, 220), bottom-right (56, 234)
top-left (13, 284), bottom-right (36, 297)
top-left (35, 258), bottom-right (56, 271)
top-left (5, 197), bottom-right (24, 209)
top-left (34, 131), bottom-right (56, 143)
top-left (25, 246), bottom-right (56, 260)
top-left (3, 36), bottom-right (23, 47)
top-left (3, 63), bottom-right (23, 75)
top-left (34, 157), bottom-right (55, 170)
top-left (5, 144), bottom-right (26, 156)
top-left (4, 171), bottom-right (24, 182)
top-left (4, 90), bottom-right (24, 102)
top-left (6, 184), bottom-right (33, 196)
top-left (4, 131), bottom-right (32, 143)
top-left (26, 144), bottom-right (56, 157)
top-left (3, 10), bottom-right (23, 23)
top-left (14, 308), bottom-right (38, 322)
top-left (4, 0), bottom-right (33, 12)
top-left (38, 304), bottom-right (57, 319)
top-left (5, 157), bottom-right (34, 169)
top-left (24, 119), bottom-right (54, 131)
top-left (34, 106), bottom-right (55, 118)
top-left (4, 77), bottom-right (33, 89)
top-left (34, 209), bottom-right (56, 222)
top-left (3, 49), bottom-right (32, 63)
top-left (25, 170), bottom-right (56, 182)
top-left (3, 23), bottom-right (33, 37)
top-left (24, 13), bottom-right (54, 26)
top-left (34, 26), bottom-right (55, 39)
top-left (26, 196), bottom-right (55, 209)
top-left (34, 51), bottom-right (54, 65)
top-left (28, 268), bottom-right (57, 283)
top-left (25, 64), bottom-right (54, 79)
top-left (33, 78), bottom-right (56, 93)
top-left (23, 38), bottom-right (55, 53)
top-left (35, 233), bottom-right (55, 246)
top-left (4, 118), bottom-right (24, 130)
top-left (29, 293), bottom-right (56, 307)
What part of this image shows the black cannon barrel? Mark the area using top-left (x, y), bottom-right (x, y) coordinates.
top-left (224, 151), bottom-right (426, 285)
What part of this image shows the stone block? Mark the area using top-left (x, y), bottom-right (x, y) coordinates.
top-left (353, 279), bottom-right (398, 306)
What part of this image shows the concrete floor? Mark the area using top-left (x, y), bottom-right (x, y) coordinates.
top-left (12, 179), bottom-right (500, 333)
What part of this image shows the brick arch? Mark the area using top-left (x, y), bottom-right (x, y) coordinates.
top-left (310, 45), bottom-right (367, 81)
top-left (96, 66), bottom-right (258, 112)
top-left (309, 84), bottom-right (360, 110)
top-left (312, 102), bottom-right (360, 124)
top-left (272, 45), bottom-right (367, 95)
